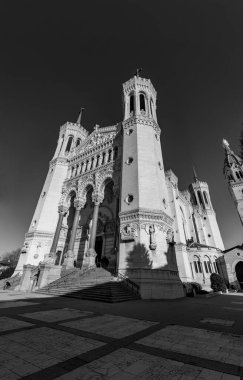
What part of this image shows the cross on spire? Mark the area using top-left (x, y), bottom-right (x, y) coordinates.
top-left (77, 107), bottom-right (85, 124)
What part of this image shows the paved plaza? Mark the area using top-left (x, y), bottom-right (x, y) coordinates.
top-left (0, 291), bottom-right (243, 379)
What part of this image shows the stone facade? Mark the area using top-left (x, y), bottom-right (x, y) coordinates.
top-left (15, 74), bottom-right (225, 296)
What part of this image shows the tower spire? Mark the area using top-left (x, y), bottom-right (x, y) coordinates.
top-left (77, 107), bottom-right (85, 124)
top-left (192, 166), bottom-right (198, 182)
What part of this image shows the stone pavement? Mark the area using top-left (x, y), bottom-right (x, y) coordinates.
top-left (0, 290), bottom-right (243, 379)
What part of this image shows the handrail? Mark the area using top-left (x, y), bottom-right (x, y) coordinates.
top-left (116, 272), bottom-right (140, 295)
top-left (44, 265), bottom-right (97, 290)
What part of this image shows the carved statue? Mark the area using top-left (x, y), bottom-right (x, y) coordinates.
top-left (149, 224), bottom-right (157, 250)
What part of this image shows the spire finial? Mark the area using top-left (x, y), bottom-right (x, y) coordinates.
top-left (77, 107), bottom-right (85, 124)
top-left (135, 68), bottom-right (142, 77)
top-left (192, 166), bottom-right (198, 182)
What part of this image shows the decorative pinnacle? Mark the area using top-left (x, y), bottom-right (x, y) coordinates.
top-left (192, 166), bottom-right (198, 182)
top-left (135, 68), bottom-right (142, 77)
top-left (77, 107), bottom-right (85, 124)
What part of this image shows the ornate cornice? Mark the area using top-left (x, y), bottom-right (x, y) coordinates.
top-left (25, 231), bottom-right (53, 239)
top-left (123, 116), bottom-right (160, 135)
top-left (119, 208), bottom-right (173, 227)
top-left (50, 157), bottom-right (68, 167)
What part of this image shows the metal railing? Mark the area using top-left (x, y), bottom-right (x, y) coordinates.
top-left (116, 272), bottom-right (140, 295)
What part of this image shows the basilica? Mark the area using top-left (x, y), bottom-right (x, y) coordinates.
top-left (15, 74), bottom-right (226, 298)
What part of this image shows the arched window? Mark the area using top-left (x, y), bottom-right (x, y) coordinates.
top-left (90, 157), bottom-right (94, 170)
top-left (65, 136), bottom-right (73, 153)
top-left (213, 257), bottom-right (219, 273)
top-left (193, 256), bottom-right (202, 274)
top-left (240, 172), bottom-right (243, 179)
top-left (203, 191), bottom-right (209, 205)
top-left (75, 165), bottom-right (79, 176)
top-left (76, 138), bottom-right (81, 147)
top-left (102, 152), bottom-right (106, 165)
top-left (139, 93), bottom-right (146, 112)
top-left (204, 256), bottom-right (212, 274)
top-left (85, 160), bottom-right (89, 172)
top-left (108, 149), bottom-right (112, 162)
top-left (71, 167), bottom-right (75, 177)
top-left (130, 94), bottom-right (134, 113)
top-left (191, 192), bottom-right (198, 205)
top-left (197, 191), bottom-right (205, 209)
top-left (96, 155), bottom-right (100, 167)
top-left (236, 172), bottom-right (240, 180)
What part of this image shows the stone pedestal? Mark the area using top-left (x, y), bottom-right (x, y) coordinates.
top-left (83, 248), bottom-right (96, 268)
top-left (19, 264), bottom-right (36, 292)
top-left (38, 263), bottom-right (62, 289)
top-left (125, 268), bottom-right (184, 299)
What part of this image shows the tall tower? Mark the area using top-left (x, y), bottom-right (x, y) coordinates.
top-left (15, 115), bottom-right (88, 274)
top-left (119, 73), bottom-right (183, 298)
top-left (223, 138), bottom-right (243, 226)
top-left (189, 170), bottom-right (224, 250)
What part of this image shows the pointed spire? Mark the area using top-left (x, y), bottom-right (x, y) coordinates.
top-left (192, 166), bottom-right (198, 182)
top-left (77, 107), bottom-right (85, 124)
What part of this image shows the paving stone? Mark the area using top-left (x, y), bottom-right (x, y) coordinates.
top-left (61, 314), bottom-right (158, 338)
top-left (0, 316), bottom-right (34, 332)
top-left (136, 325), bottom-right (243, 367)
top-left (53, 348), bottom-right (240, 380)
top-left (20, 308), bottom-right (93, 322)
top-left (200, 318), bottom-right (235, 326)
top-left (0, 301), bottom-right (39, 309)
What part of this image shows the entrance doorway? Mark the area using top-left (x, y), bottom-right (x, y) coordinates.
top-left (95, 236), bottom-right (103, 267)
top-left (236, 261), bottom-right (243, 289)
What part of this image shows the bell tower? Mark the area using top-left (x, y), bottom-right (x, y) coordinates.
top-left (119, 72), bottom-right (183, 298)
top-left (15, 112), bottom-right (89, 274)
top-left (223, 138), bottom-right (243, 226)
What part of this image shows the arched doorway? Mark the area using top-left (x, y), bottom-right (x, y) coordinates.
top-left (235, 261), bottom-right (243, 289)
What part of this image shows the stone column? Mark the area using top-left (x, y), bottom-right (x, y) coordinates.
top-left (85, 193), bottom-right (104, 267)
top-left (63, 200), bottom-right (84, 269)
top-left (46, 205), bottom-right (68, 263)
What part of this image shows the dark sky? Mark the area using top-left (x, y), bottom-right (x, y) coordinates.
top-left (1, 0), bottom-right (243, 255)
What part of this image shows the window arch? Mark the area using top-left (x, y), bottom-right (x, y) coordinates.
top-left (203, 191), bottom-right (209, 205)
top-left (76, 138), bottom-right (81, 147)
top-left (65, 136), bottom-right (73, 153)
top-left (130, 94), bottom-right (134, 114)
top-left (203, 256), bottom-right (212, 274)
top-left (139, 93), bottom-right (146, 112)
top-left (240, 172), bottom-right (243, 179)
top-left (197, 190), bottom-right (205, 209)
top-left (236, 172), bottom-right (240, 180)
top-left (193, 256), bottom-right (202, 274)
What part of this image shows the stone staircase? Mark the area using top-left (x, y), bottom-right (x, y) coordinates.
top-left (35, 267), bottom-right (140, 303)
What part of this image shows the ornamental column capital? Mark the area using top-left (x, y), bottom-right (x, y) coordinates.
top-left (92, 193), bottom-right (104, 206)
top-left (74, 199), bottom-right (86, 210)
top-left (58, 205), bottom-right (68, 215)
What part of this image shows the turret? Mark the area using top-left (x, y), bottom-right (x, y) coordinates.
top-left (222, 138), bottom-right (243, 226)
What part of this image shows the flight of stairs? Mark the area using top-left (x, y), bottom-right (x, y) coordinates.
top-left (35, 267), bottom-right (140, 303)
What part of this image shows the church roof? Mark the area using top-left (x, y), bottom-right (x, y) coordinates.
top-left (223, 244), bottom-right (243, 253)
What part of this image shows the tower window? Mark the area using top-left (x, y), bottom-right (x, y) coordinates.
top-left (197, 191), bottom-right (205, 209)
top-left (113, 147), bottom-right (118, 160)
top-left (236, 172), bottom-right (240, 179)
top-left (139, 93), bottom-right (146, 112)
top-left (65, 136), bottom-right (73, 153)
top-left (203, 191), bottom-right (209, 205)
top-left (76, 138), bottom-right (81, 147)
top-left (130, 94), bottom-right (134, 113)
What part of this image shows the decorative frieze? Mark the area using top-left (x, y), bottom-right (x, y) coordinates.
top-left (123, 116), bottom-right (160, 136)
